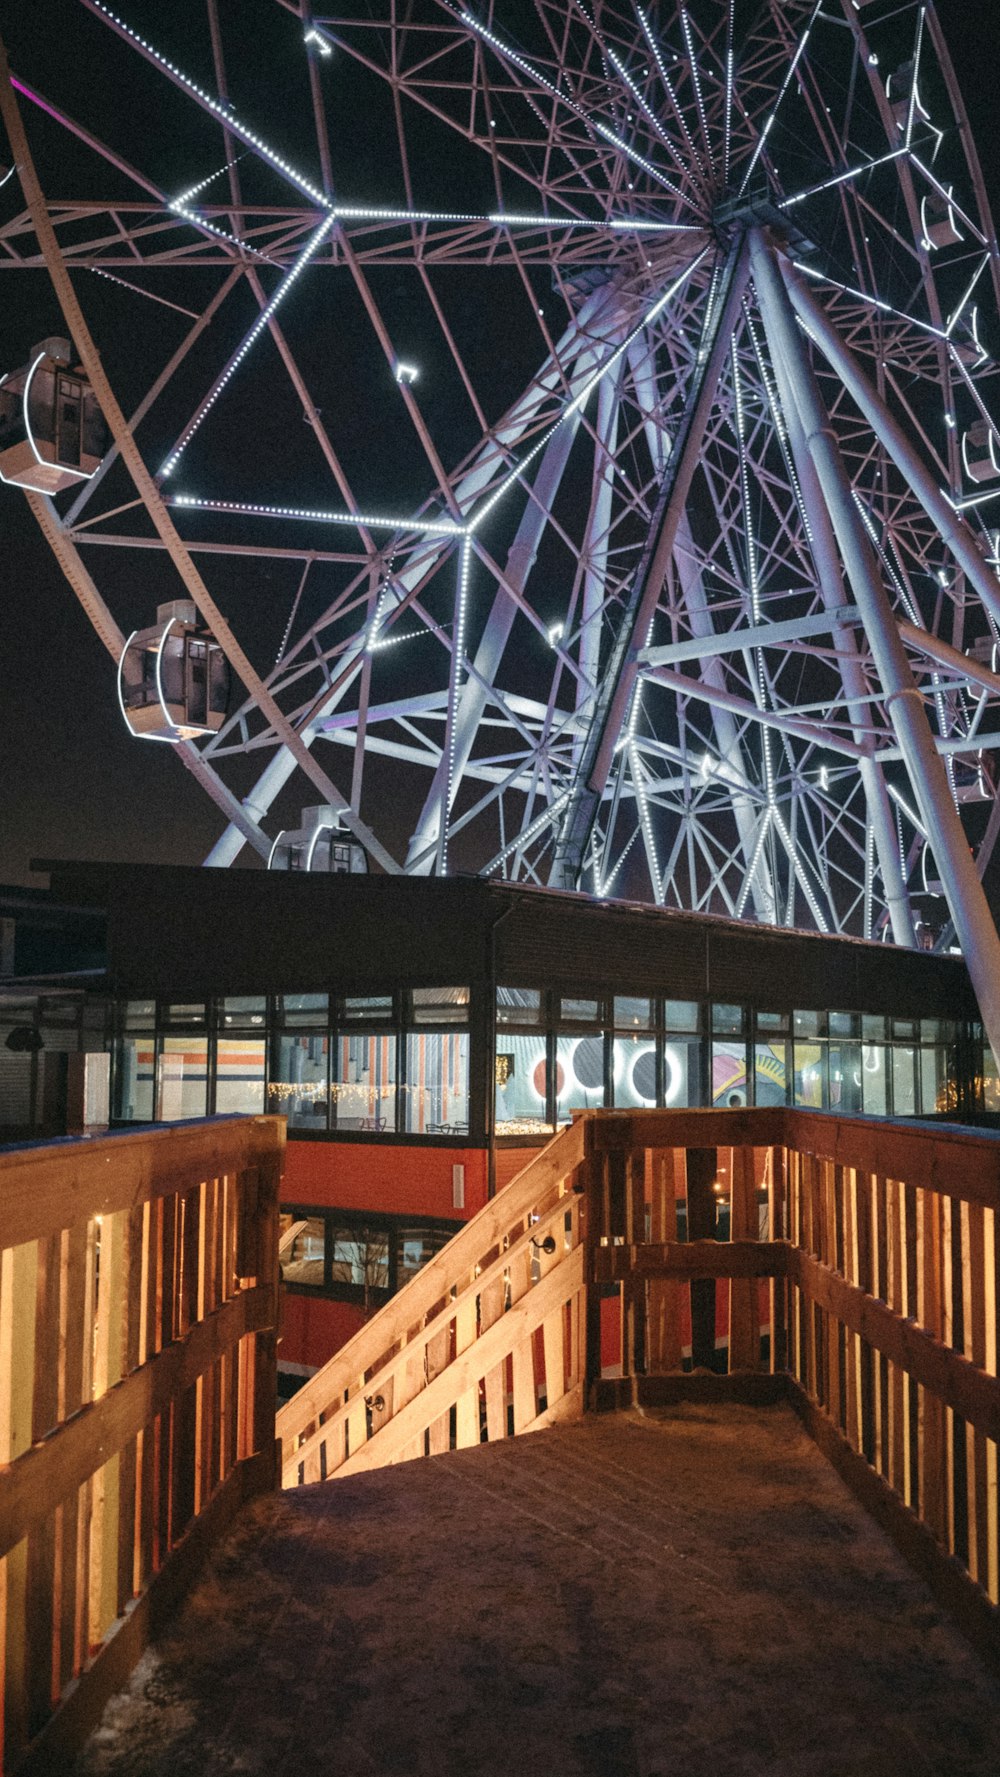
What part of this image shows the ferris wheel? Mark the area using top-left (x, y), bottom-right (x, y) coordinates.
top-left (4, 1), bottom-right (1000, 1028)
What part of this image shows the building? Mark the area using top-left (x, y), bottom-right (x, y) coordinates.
top-left (1, 863), bottom-right (993, 1389)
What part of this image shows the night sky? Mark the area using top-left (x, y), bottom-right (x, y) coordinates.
top-left (2, 1), bottom-right (999, 891)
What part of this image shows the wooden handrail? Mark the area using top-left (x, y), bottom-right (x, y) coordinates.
top-left (0, 1116), bottom-right (284, 1777)
top-left (276, 1118), bottom-right (587, 1483)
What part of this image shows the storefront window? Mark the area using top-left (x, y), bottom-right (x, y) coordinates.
top-left (219, 996), bottom-right (266, 1028)
top-left (157, 1035), bottom-right (208, 1120)
top-left (713, 1039), bottom-right (749, 1105)
top-left (269, 1032), bottom-right (329, 1129)
top-left (754, 1040), bottom-right (788, 1106)
top-left (861, 1043), bottom-right (887, 1115)
top-left (920, 1044), bottom-right (951, 1116)
top-left (494, 1031), bottom-right (551, 1134)
top-left (665, 1000), bottom-right (701, 1032)
top-left (329, 1225), bottom-right (390, 1292)
top-left (612, 1035), bottom-right (657, 1108)
top-left (829, 1042), bottom-right (862, 1113)
top-left (333, 1032), bottom-right (397, 1131)
top-left (663, 1036), bottom-right (700, 1106)
top-left (793, 1042), bottom-right (824, 1108)
top-left (114, 1033), bottom-right (155, 1121)
top-left (404, 1031), bottom-right (469, 1134)
top-left (215, 1037), bottom-right (266, 1114)
top-left (397, 1224), bottom-right (457, 1286)
top-left (559, 996), bottom-right (601, 1024)
top-left (555, 1032), bottom-right (606, 1122)
top-left (891, 1045), bottom-right (917, 1117)
top-left (411, 987), bottom-right (469, 1024)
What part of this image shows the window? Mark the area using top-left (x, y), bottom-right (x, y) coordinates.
top-left (712, 1004), bottom-right (746, 1036)
top-left (411, 987), bottom-right (469, 1024)
top-left (342, 994), bottom-right (393, 1023)
top-left (329, 1225), bottom-right (390, 1293)
top-left (333, 1032), bottom-right (397, 1131)
top-left (269, 1033), bottom-right (329, 1129)
top-left (123, 999), bottom-right (155, 1030)
top-left (276, 994), bottom-right (328, 1027)
top-left (157, 1036), bottom-right (208, 1119)
top-left (397, 1223), bottom-right (456, 1286)
top-left (215, 1038), bottom-right (266, 1114)
top-left (161, 1002), bottom-right (207, 1027)
top-left (664, 1000), bottom-right (701, 1033)
top-left (496, 987), bottom-right (542, 1025)
top-left (614, 996), bottom-right (654, 1030)
top-left (556, 1032), bottom-right (605, 1121)
top-left (114, 1034), bottom-right (155, 1121)
top-left (558, 996), bottom-right (601, 1025)
top-left (663, 1035), bottom-right (700, 1106)
top-left (495, 1032), bottom-right (551, 1134)
top-left (220, 996), bottom-right (266, 1027)
top-left (405, 1031), bottom-right (469, 1134)
top-left (613, 1035), bottom-right (657, 1108)
top-left (279, 1215), bottom-right (325, 1288)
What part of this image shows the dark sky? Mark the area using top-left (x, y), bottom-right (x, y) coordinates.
top-left (2, 1), bottom-right (999, 889)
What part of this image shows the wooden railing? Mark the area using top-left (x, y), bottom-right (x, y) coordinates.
top-left (276, 1120), bottom-right (588, 1486)
top-left (278, 1105), bottom-right (1000, 1667)
top-left (0, 1115), bottom-right (284, 1776)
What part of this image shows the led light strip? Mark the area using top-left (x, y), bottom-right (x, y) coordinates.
top-left (86, 2), bottom-right (329, 207)
top-left (161, 212), bottom-right (335, 475)
top-left (172, 494), bottom-right (466, 537)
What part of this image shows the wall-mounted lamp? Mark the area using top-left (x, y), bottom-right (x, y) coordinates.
top-left (530, 1234), bottom-right (557, 1255)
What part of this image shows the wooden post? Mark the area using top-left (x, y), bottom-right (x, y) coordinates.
top-left (686, 1148), bottom-right (717, 1371)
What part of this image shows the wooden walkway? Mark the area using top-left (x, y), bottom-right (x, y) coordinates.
top-left (71, 1403), bottom-right (1000, 1777)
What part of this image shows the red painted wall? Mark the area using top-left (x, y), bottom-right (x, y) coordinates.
top-left (282, 1138), bottom-right (489, 1219)
top-left (280, 1291), bottom-right (367, 1373)
top-left (493, 1145), bottom-right (543, 1192)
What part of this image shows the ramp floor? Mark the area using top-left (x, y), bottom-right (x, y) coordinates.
top-left (73, 1404), bottom-right (1000, 1776)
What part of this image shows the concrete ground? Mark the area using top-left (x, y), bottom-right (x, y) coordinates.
top-left (73, 1404), bottom-right (1000, 1777)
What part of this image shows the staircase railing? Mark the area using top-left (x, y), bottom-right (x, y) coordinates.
top-left (276, 1120), bottom-right (588, 1485)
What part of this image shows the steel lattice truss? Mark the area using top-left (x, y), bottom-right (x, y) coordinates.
top-left (5, 0), bottom-right (1000, 959)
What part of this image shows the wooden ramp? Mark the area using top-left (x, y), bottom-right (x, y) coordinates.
top-left (71, 1403), bottom-right (1000, 1777)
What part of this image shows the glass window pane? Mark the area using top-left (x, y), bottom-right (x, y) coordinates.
top-left (162, 1002), bottom-right (206, 1027)
top-left (219, 996), bottom-right (266, 1028)
top-left (892, 1018), bottom-right (917, 1042)
top-left (157, 1036), bottom-right (208, 1119)
top-left (756, 1009), bottom-right (788, 1034)
top-left (404, 1031), bottom-right (469, 1134)
top-left (891, 1046), bottom-right (917, 1117)
top-left (982, 1043), bottom-right (1000, 1113)
top-left (828, 1011), bottom-right (859, 1038)
top-left (494, 1033), bottom-right (551, 1133)
top-left (279, 1215), bottom-right (325, 1288)
top-left (793, 1010), bottom-right (823, 1039)
top-left (829, 1043), bottom-right (862, 1112)
top-left (556, 1033), bottom-right (606, 1122)
top-left (713, 1040), bottom-right (749, 1105)
top-left (921, 1046), bottom-right (951, 1116)
top-left (411, 986), bottom-right (469, 1025)
top-left (793, 1043), bottom-right (824, 1108)
top-left (496, 987), bottom-right (542, 1026)
top-left (612, 1036), bottom-right (657, 1108)
top-left (613, 996), bottom-right (654, 1030)
top-left (269, 1033), bottom-right (329, 1129)
top-left (753, 1042), bottom-right (788, 1106)
top-left (397, 1224), bottom-right (457, 1287)
top-left (663, 1037), bottom-right (701, 1106)
top-left (664, 1000), bottom-right (700, 1032)
top-left (329, 1227), bottom-right (389, 1290)
top-left (276, 994), bottom-right (328, 1027)
top-left (862, 1043), bottom-right (887, 1115)
top-left (341, 995), bottom-right (393, 1023)
top-left (862, 1014), bottom-right (886, 1041)
top-left (559, 996), bottom-right (601, 1025)
top-left (215, 1038), bottom-right (266, 1114)
top-left (114, 1034), bottom-right (154, 1121)
top-left (712, 1004), bottom-right (746, 1036)
top-left (333, 1033), bottom-right (397, 1131)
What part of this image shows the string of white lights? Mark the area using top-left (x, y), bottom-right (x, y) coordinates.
top-left (738, 0), bottom-right (824, 195)
top-left (171, 495), bottom-right (467, 537)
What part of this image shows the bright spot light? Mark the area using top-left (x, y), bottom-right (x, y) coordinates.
top-left (547, 622), bottom-right (564, 648)
top-left (395, 363), bottom-right (419, 385)
top-left (304, 27), bottom-right (331, 56)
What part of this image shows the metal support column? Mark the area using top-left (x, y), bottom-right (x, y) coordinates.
top-left (750, 227), bottom-right (1000, 1067)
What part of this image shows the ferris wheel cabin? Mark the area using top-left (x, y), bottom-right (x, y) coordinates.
top-left (267, 806), bottom-right (369, 875)
top-left (0, 337), bottom-right (106, 494)
top-left (117, 601), bottom-right (230, 743)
